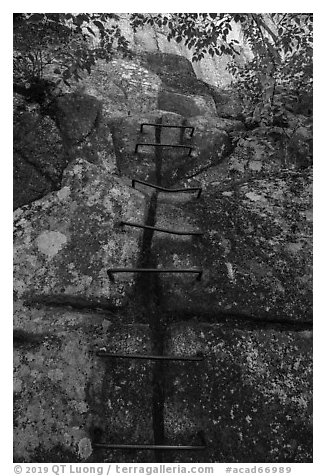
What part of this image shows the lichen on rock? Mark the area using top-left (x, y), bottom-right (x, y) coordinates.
top-left (164, 322), bottom-right (312, 462)
top-left (13, 42), bottom-right (312, 463)
top-left (153, 168), bottom-right (312, 323)
top-left (14, 158), bottom-right (147, 307)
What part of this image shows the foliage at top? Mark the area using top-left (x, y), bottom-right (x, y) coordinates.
top-left (13, 13), bottom-right (313, 126)
top-left (226, 13), bottom-right (313, 126)
top-left (13, 13), bottom-right (130, 102)
top-left (131, 13), bottom-right (313, 126)
top-left (131, 13), bottom-right (242, 60)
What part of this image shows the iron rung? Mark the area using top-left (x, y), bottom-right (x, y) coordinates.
top-left (140, 123), bottom-right (194, 137)
top-left (107, 268), bottom-right (203, 282)
top-left (132, 179), bottom-right (202, 198)
top-left (96, 352), bottom-right (204, 361)
top-left (120, 220), bottom-right (203, 236)
top-left (135, 143), bottom-right (192, 156)
top-left (93, 443), bottom-right (205, 451)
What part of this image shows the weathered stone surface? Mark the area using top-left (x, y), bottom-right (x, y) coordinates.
top-left (13, 97), bottom-right (65, 209)
top-left (190, 119), bottom-right (313, 190)
top-left (14, 301), bottom-right (153, 462)
top-left (158, 90), bottom-right (216, 117)
top-left (13, 302), bottom-right (105, 462)
top-left (163, 322), bottom-right (312, 462)
top-left (209, 87), bottom-right (244, 119)
top-left (13, 42), bottom-right (313, 465)
top-left (196, 115), bottom-right (245, 133)
top-left (14, 92), bottom-right (117, 209)
top-left (109, 111), bottom-right (191, 183)
top-left (55, 93), bottom-right (102, 143)
top-left (54, 92), bottom-right (118, 173)
top-left (80, 54), bottom-right (223, 121)
top-left (152, 169), bottom-right (312, 322)
top-left (164, 115), bottom-right (240, 183)
top-left (142, 52), bottom-right (211, 96)
top-left (227, 129), bottom-right (312, 176)
top-left (80, 59), bottom-right (162, 116)
top-left (109, 112), bottom-right (234, 187)
top-left (93, 324), bottom-right (155, 463)
top-left (14, 158), bottom-right (147, 307)
top-left (14, 152), bottom-right (54, 210)
top-left (117, 15), bottom-right (252, 88)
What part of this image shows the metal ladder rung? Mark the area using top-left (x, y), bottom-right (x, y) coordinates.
top-left (132, 179), bottom-right (202, 198)
top-left (119, 220), bottom-right (203, 236)
top-left (135, 143), bottom-right (192, 156)
top-left (96, 122), bottom-right (205, 460)
top-left (140, 123), bottom-right (195, 137)
top-left (93, 443), bottom-right (206, 451)
top-left (96, 352), bottom-right (204, 361)
top-left (107, 268), bottom-right (203, 282)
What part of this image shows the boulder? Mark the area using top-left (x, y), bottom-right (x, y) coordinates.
top-left (14, 152), bottom-right (55, 210)
top-left (14, 301), bottom-right (154, 462)
top-left (54, 93), bottom-right (118, 173)
top-left (191, 120), bottom-right (313, 190)
top-left (14, 158), bottom-right (147, 308)
top-left (109, 111), bottom-right (183, 184)
top-left (79, 59), bottom-right (162, 116)
top-left (141, 52), bottom-right (211, 96)
top-left (151, 168), bottom-right (312, 323)
top-left (13, 98), bottom-right (65, 209)
top-left (80, 54), bottom-right (219, 119)
top-left (166, 115), bottom-right (242, 183)
top-left (13, 92), bottom-right (117, 209)
top-left (13, 43), bottom-right (313, 465)
top-left (109, 112), bottom-right (235, 186)
top-left (163, 322), bottom-right (312, 462)
top-left (55, 93), bottom-right (102, 143)
top-left (158, 90), bottom-right (216, 117)
top-left (208, 87), bottom-right (244, 119)
top-left (117, 17), bottom-right (251, 88)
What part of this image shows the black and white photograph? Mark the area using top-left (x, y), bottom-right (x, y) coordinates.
top-left (12, 5), bottom-right (316, 469)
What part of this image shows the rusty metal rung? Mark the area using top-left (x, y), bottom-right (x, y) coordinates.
top-left (107, 268), bottom-right (203, 282)
top-left (93, 443), bottom-right (206, 451)
top-left (96, 352), bottom-right (204, 361)
top-left (131, 179), bottom-right (202, 198)
top-left (135, 143), bottom-right (192, 156)
top-left (120, 220), bottom-right (203, 236)
top-left (140, 123), bottom-right (195, 137)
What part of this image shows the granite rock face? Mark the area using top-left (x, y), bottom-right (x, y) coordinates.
top-left (54, 93), bottom-right (101, 142)
top-left (14, 45), bottom-right (312, 463)
top-left (117, 15), bottom-right (252, 88)
top-left (79, 58), bottom-right (162, 116)
top-left (141, 52), bottom-right (211, 96)
top-left (81, 54), bottom-right (218, 119)
top-left (152, 169), bottom-right (312, 323)
top-left (13, 92), bottom-right (117, 209)
top-left (157, 90), bottom-right (216, 117)
top-left (14, 96), bottom-right (65, 209)
top-left (208, 87), bottom-right (244, 120)
top-left (226, 122), bottom-right (313, 177)
top-left (14, 158), bottom-right (147, 308)
top-left (109, 112), bottom-right (239, 187)
top-left (164, 322), bottom-right (312, 463)
top-left (14, 302), bottom-right (154, 463)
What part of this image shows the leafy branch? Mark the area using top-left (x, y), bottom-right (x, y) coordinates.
top-left (13, 13), bottom-right (132, 101)
top-left (14, 12), bottom-right (312, 129)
